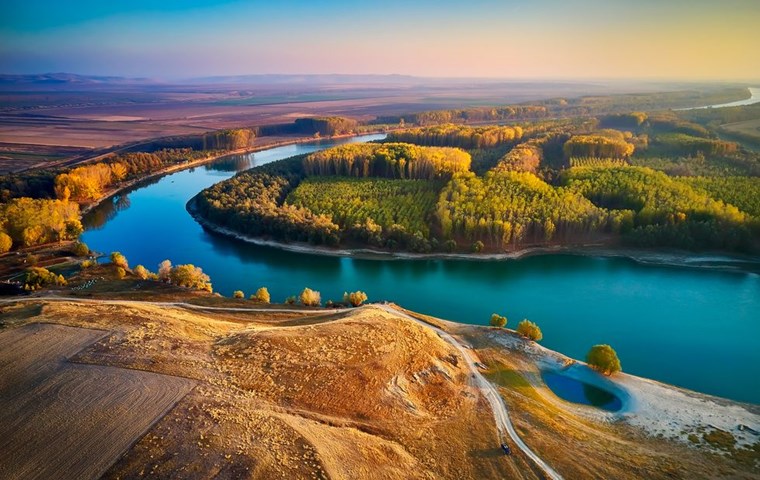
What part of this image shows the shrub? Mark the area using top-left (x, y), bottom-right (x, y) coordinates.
top-left (516, 319), bottom-right (543, 341)
top-left (233, 290), bottom-right (244, 299)
top-left (110, 251), bottom-right (129, 269)
top-left (115, 266), bottom-right (126, 279)
top-left (133, 265), bottom-right (149, 280)
top-left (490, 313), bottom-right (507, 328)
top-left (285, 295), bottom-right (296, 305)
top-left (0, 232), bottom-right (12, 253)
top-left (300, 287), bottom-right (321, 307)
top-left (343, 290), bottom-right (368, 307)
top-left (23, 267), bottom-right (66, 290)
top-left (472, 240), bottom-right (485, 253)
top-left (168, 264), bottom-right (212, 292)
top-left (71, 241), bottom-right (89, 257)
top-left (586, 344), bottom-right (622, 375)
top-left (80, 259), bottom-right (96, 269)
top-left (251, 287), bottom-right (270, 304)
top-left (158, 259), bottom-right (172, 282)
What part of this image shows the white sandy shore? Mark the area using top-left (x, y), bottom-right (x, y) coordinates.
top-left (487, 330), bottom-right (760, 449)
top-left (187, 198), bottom-right (760, 273)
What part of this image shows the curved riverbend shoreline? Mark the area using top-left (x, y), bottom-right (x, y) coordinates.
top-left (79, 131), bottom-right (387, 216)
top-left (676, 86), bottom-right (760, 110)
top-left (187, 197), bottom-right (760, 273)
top-left (483, 325), bottom-right (760, 448)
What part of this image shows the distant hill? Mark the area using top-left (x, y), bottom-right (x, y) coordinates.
top-left (0, 73), bottom-right (153, 85)
top-left (188, 73), bottom-right (423, 85)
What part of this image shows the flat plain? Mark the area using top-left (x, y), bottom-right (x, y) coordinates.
top-left (0, 322), bottom-right (195, 480)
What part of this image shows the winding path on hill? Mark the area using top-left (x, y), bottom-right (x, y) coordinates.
top-left (373, 304), bottom-right (563, 480)
top-left (2, 296), bottom-right (562, 479)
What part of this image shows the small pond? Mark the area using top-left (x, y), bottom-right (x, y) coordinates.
top-left (542, 369), bottom-right (624, 412)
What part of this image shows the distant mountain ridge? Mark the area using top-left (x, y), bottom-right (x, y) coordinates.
top-left (0, 73), bottom-right (153, 85)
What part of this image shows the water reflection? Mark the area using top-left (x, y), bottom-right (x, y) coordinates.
top-left (83, 193), bottom-right (132, 230)
top-left (204, 154), bottom-right (252, 173)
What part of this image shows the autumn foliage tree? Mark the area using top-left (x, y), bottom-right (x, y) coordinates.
top-left (110, 251), bottom-right (129, 269)
top-left (168, 264), bottom-right (212, 292)
top-left (251, 287), bottom-right (270, 304)
top-left (490, 313), bottom-right (507, 328)
top-left (343, 290), bottom-right (368, 307)
top-left (303, 143), bottom-right (471, 180)
top-left (0, 198), bottom-right (81, 248)
top-left (516, 319), bottom-right (543, 341)
top-left (300, 287), bottom-right (321, 306)
top-left (586, 344), bottom-right (622, 375)
top-left (0, 232), bottom-right (12, 253)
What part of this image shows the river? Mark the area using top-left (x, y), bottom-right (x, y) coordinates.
top-left (677, 87), bottom-right (760, 110)
top-left (82, 134), bottom-right (760, 404)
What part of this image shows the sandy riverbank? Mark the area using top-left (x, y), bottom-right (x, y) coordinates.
top-left (483, 327), bottom-right (760, 450)
top-left (187, 197), bottom-right (760, 272)
top-left (79, 132), bottom-right (385, 216)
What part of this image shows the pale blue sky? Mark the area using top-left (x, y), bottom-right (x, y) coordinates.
top-left (1, 0), bottom-right (758, 79)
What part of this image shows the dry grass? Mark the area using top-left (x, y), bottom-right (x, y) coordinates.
top-left (1, 299), bottom-right (521, 479)
top-left (0, 323), bottom-right (195, 480)
top-left (2, 294), bottom-right (757, 479)
top-left (722, 118), bottom-right (760, 141)
top-left (456, 325), bottom-right (760, 479)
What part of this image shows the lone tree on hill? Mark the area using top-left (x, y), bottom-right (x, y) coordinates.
top-left (343, 291), bottom-right (368, 307)
top-left (586, 344), bottom-right (622, 375)
top-left (490, 313), bottom-right (507, 328)
top-left (517, 319), bottom-right (543, 341)
top-left (300, 287), bottom-right (321, 307)
top-left (233, 290), bottom-right (244, 299)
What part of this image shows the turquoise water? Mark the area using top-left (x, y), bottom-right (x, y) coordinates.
top-left (82, 134), bottom-right (760, 404)
top-left (542, 371), bottom-right (623, 411)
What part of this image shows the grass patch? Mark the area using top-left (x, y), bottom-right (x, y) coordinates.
top-left (702, 429), bottom-right (737, 450)
top-left (287, 176), bottom-right (442, 236)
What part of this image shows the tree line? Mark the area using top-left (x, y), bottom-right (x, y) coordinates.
top-left (386, 124), bottom-right (523, 149)
top-left (561, 165), bottom-right (755, 250)
top-left (303, 143), bottom-right (471, 180)
top-left (0, 198), bottom-right (81, 249)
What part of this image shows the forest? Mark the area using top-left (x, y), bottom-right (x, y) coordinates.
top-left (287, 177), bottom-right (441, 249)
top-left (3, 89), bottom-right (759, 256)
top-left (303, 143), bottom-right (471, 179)
top-left (194, 102), bottom-right (760, 254)
top-left (386, 124), bottom-right (523, 149)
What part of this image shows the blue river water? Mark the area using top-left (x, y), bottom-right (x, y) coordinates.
top-left (82, 134), bottom-right (760, 404)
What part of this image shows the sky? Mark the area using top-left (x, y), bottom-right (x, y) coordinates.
top-left (1, 0), bottom-right (759, 80)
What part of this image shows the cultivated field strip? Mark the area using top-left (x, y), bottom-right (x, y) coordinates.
top-left (0, 323), bottom-right (195, 480)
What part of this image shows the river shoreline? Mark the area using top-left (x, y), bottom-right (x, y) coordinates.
top-left (79, 131), bottom-right (386, 216)
top-left (676, 86), bottom-right (760, 110)
top-left (187, 197), bottom-right (760, 273)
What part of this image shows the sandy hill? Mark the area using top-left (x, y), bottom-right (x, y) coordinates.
top-left (0, 296), bottom-right (757, 479)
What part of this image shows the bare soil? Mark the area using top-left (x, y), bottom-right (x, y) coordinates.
top-left (1, 288), bottom-right (757, 478)
top-left (0, 322), bottom-right (195, 480)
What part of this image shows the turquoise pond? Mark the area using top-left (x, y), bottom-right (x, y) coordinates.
top-left (541, 370), bottom-right (623, 411)
top-left (81, 134), bottom-right (760, 405)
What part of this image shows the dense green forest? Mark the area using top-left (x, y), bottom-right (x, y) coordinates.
top-left (287, 177), bottom-right (441, 247)
top-left (303, 143), bottom-right (471, 179)
top-left (3, 88), bottom-right (759, 256)
top-left (561, 166), bottom-right (754, 250)
top-left (437, 171), bottom-right (608, 247)
top-left (681, 176), bottom-right (760, 218)
top-left (194, 96), bottom-right (760, 254)
top-left (386, 124), bottom-right (523, 149)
